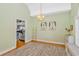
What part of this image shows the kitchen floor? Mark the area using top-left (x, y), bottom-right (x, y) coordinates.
top-left (2, 41), bottom-right (67, 56)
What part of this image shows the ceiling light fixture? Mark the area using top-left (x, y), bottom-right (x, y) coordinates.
top-left (37, 3), bottom-right (45, 21)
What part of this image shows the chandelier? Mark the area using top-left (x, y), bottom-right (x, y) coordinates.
top-left (37, 3), bottom-right (45, 21)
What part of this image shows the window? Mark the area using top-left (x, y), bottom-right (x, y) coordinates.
top-left (75, 9), bottom-right (79, 47)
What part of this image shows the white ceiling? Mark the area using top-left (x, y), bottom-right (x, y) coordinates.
top-left (26, 3), bottom-right (71, 16)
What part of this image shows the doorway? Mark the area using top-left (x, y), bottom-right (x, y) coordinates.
top-left (16, 19), bottom-right (25, 48)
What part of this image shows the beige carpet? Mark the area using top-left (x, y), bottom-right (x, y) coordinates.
top-left (2, 41), bottom-right (67, 56)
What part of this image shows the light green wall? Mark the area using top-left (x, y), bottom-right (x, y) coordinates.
top-left (0, 3), bottom-right (31, 53)
top-left (31, 11), bottom-right (71, 43)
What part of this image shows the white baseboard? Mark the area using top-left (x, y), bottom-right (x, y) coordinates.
top-left (0, 39), bottom-right (64, 56)
top-left (32, 39), bottom-right (65, 45)
top-left (0, 46), bottom-right (15, 55)
top-left (25, 39), bottom-right (32, 43)
top-left (0, 40), bottom-right (31, 56)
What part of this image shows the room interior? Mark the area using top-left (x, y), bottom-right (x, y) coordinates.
top-left (0, 3), bottom-right (79, 56)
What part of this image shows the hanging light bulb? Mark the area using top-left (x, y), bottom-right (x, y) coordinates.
top-left (37, 3), bottom-right (45, 21)
top-left (37, 15), bottom-right (45, 20)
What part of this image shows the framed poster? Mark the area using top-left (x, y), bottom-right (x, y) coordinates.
top-left (49, 21), bottom-right (56, 30)
top-left (40, 22), bottom-right (47, 31)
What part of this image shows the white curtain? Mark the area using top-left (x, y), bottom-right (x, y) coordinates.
top-left (75, 16), bottom-right (79, 47)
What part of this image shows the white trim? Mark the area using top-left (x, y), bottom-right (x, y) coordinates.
top-left (0, 40), bottom-right (31, 56)
top-left (32, 39), bottom-right (64, 45)
top-left (0, 39), bottom-right (64, 55)
top-left (25, 39), bottom-right (32, 43)
top-left (0, 46), bottom-right (15, 55)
